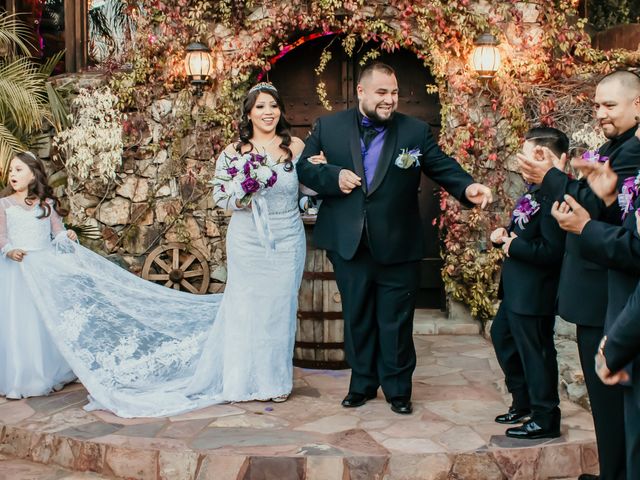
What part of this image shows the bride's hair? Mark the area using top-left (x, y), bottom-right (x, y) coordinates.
top-left (0, 152), bottom-right (68, 219)
top-left (236, 85), bottom-right (294, 172)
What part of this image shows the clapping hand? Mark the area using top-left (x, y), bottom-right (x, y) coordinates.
top-left (7, 249), bottom-right (27, 262)
top-left (518, 146), bottom-right (566, 184)
top-left (464, 183), bottom-right (493, 208)
top-left (571, 159), bottom-right (618, 206)
top-left (338, 169), bottom-right (362, 194)
top-left (595, 336), bottom-right (630, 385)
top-left (501, 232), bottom-right (517, 256)
top-left (490, 227), bottom-right (507, 245)
top-left (550, 195), bottom-right (591, 235)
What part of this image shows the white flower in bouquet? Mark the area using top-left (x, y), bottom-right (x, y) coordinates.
top-left (212, 152), bottom-right (278, 207)
top-left (255, 165), bottom-right (274, 183)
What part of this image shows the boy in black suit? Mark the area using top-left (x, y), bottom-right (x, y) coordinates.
top-left (490, 127), bottom-right (569, 439)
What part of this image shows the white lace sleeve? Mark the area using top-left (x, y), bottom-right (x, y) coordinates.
top-left (213, 149), bottom-right (242, 211)
top-left (48, 199), bottom-right (68, 241)
top-left (0, 198), bottom-right (14, 256)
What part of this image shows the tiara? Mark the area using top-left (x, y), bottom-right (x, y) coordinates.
top-left (249, 82), bottom-right (278, 94)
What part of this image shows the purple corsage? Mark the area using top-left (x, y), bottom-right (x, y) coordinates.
top-left (582, 150), bottom-right (609, 164)
top-left (512, 193), bottom-right (540, 228)
top-left (618, 171), bottom-right (640, 220)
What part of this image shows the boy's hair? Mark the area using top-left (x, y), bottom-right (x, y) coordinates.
top-left (524, 126), bottom-right (570, 158)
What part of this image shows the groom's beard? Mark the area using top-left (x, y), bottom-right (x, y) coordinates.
top-left (361, 105), bottom-right (395, 125)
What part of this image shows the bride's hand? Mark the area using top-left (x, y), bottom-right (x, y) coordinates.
top-left (236, 199), bottom-right (252, 209)
top-left (308, 151), bottom-right (327, 164)
top-left (7, 249), bottom-right (27, 262)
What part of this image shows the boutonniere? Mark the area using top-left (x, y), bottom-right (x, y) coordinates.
top-left (582, 150), bottom-right (609, 164)
top-left (618, 170), bottom-right (640, 220)
top-left (395, 148), bottom-right (422, 169)
top-left (512, 193), bottom-right (540, 228)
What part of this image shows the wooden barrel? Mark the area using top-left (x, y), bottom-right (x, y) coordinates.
top-left (294, 217), bottom-right (349, 369)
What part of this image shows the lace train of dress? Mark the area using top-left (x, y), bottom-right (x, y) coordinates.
top-left (0, 158), bottom-right (305, 417)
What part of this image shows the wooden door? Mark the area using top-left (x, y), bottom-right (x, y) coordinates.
top-left (268, 35), bottom-right (445, 309)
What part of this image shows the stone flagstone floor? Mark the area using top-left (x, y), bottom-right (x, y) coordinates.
top-left (0, 335), bottom-right (597, 480)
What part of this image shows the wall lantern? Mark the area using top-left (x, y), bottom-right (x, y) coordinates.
top-left (471, 32), bottom-right (501, 80)
top-left (184, 42), bottom-right (213, 96)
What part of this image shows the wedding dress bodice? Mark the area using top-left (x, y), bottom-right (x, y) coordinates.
top-left (0, 197), bottom-right (64, 254)
top-left (261, 160), bottom-right (301, 215)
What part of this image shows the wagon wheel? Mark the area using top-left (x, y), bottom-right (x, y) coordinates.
top-left (142, 242), bottom-right (210, 294)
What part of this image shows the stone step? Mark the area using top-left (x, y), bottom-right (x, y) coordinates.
top-left (0, 335), bottom-right (597, 480)
top-left (0, 455), bottom-right (112, 479)
top-left (413, 308), bottom-right (481, 335)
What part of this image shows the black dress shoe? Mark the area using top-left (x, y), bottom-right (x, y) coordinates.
top-left (577, 475), bottom-right (598, 480)
top-left (495, 407), bottom-right (531, 424)
top-left (341, 392), bottom-right (376, 408)
top-left (389, 399), bottom-right (413, 414)
top-left (505, 420), bottom-right (560, 439)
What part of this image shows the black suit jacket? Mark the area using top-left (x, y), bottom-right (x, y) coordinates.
top-left (604, 281), bottom-right (640, 406)
top-left (579, 195), bottom-right (640, 387)
top-left (541, 127), bottom-right (640, 326)
top-left (580, 197), bottom-right (640, 330)
top-left (297, 108), bottom-right (474, 264)
top-left (498, 186), bottom-right (565, 316)
top-left (605, 282), bottom-right (640, 374)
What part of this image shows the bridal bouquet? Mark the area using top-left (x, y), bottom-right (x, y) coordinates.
top-left (213, 152), bottom-right (278, 207)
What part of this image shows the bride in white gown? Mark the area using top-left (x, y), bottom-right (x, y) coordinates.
top-left (0, 83), bottom-right (323, 417)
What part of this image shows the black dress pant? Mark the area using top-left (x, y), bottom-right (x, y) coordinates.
top-left (624, 386), bottom-right (640, 480)
top-left (490, 303), bottom-right (560, 428)
top-left (327, 245), bottom-right (420, 400)
top-left (576, 324), bottom-right (626, 480)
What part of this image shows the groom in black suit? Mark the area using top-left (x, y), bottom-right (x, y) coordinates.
top-left (297, 63), bottom-right (492, 414)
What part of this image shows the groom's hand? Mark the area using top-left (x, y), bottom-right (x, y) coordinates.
top-left (339, 169), bottom-right (362, 194)
top-left (465, 183), bottom-right (493, 208)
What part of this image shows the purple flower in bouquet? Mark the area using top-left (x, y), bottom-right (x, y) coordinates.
top-left (266, 172), bottom-right (278, 187)
top-left (582, 150), bottom-right (609, 164)
top-left (618, 171), bottom-right (640, 219)
top-left (241, 177), bottom-right (261, 194)
top-left (512, 193), bottom-right (540, 229)
top-left (211, 151), bottom-right (279, 208)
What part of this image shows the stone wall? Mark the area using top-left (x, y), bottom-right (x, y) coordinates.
top-left (44, 73), bottom-right (229, 290)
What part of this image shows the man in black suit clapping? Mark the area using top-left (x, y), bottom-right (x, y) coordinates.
top-left (520, 70), bottom-right (640, 480)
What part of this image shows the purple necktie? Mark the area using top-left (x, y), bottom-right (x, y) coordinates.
top-left (360, 117), bottom-right (387, 187)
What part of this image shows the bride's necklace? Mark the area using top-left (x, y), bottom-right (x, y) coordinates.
top-left (252, 135), bottom-right (279, 151)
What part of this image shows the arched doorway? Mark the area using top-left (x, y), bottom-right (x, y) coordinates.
top-left (267, 35), bottom-right (445, 310)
